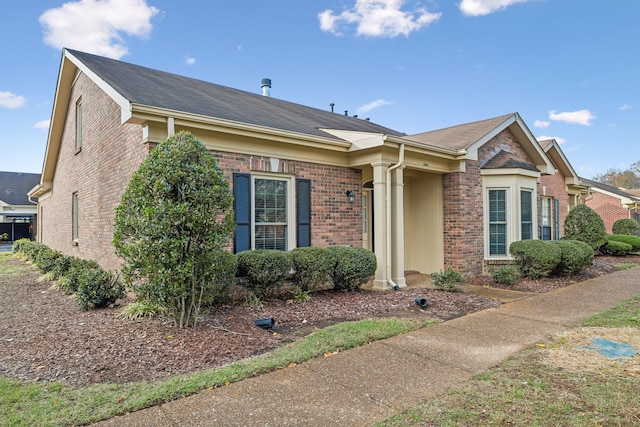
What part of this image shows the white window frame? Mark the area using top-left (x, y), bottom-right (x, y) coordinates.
top-left (250, 173), bottom-right (295, 251)
top-left (520, 188), bottom-right (534, 240)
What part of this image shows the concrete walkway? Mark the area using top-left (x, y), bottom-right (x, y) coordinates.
top-left (95, 267), bottom-right (640, 427)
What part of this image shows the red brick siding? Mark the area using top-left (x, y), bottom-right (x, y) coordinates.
top-left (38, 73), bottom-right (148, 271)
top-left (585, 191), bottom-right (632, 233)
top-left (443, 128), bottom-right (537, 276)
top-left (539, 171), bottom-right (568, 239)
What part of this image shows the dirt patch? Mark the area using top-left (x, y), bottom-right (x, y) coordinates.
top-left (541, 327), bottom-right (640, 378)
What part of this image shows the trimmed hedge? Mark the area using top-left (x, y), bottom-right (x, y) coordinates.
top-left (326, 246), bottom-right (377, 291)
top-left (612, 218), bottom-right (640, 236)
top-left (552, 240), bottom-right (593, 275)
top-left (563, 204), bottom-right (607, 249)
top-left (290, 247), bottom-right (336, 291)
top-left (601, 240), bottom-right (633, 256)
top-left (236, 249), bottom-right (293, 297)
top-left (509, 240), bottom-right (561, 279)
top-left (606, 234), bottom-right (640, 252)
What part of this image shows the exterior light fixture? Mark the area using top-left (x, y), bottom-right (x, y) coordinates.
top-left (345, 190), bottom-right (355, 203)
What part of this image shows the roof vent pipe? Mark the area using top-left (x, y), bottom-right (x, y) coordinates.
top-left (261, 78), bottom-right (271, 96)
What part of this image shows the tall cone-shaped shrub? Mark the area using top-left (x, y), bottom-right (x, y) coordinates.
top-left (113, 131), bottom-right (235, 327)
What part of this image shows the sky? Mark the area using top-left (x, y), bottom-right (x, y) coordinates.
top-left (1, 0), bottom-right (638, 179)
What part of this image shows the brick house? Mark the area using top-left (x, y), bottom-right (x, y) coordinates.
top-left (581, 178), bottom-right (640, 233)
top-left (30, 49), bottom-right (582, 287)
top-left (537, 139), bottom-right (589, 240)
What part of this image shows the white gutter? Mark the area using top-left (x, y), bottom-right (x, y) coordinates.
top-left (386, 142), bottom-right (405, 290)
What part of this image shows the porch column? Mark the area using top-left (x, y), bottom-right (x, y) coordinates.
top-left (391, 166), bottom-right (406, 287)
top-left (371, 162), bottom-right (390, 290)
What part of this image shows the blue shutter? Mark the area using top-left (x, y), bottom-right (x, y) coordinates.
top-left (554, 199), bottom-right (560, 240)
top-left (233, 173), bottom-right (251, 253)
top-left (296, 178), bottom-right (311, 247)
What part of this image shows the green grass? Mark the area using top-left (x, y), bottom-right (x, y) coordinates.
top-left (0, 317), bottom-right (435, 426)
top-left (377, 294), bottom-right (640, 427)
top-left (0, 252), bottom-right (26, 278)
top-left (616, 262), bottom-right (638, 271)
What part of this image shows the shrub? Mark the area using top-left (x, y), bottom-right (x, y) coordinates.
top-left (490, 265), bottom-right (520, 285)
top-left (563, 204), bottom-right (607, 249)
top-left (612, 218), bottom-right (640, 236)
top-left (289, 247), bottom-right (336, 291)
top-left (606, 234), bottom-right (640, 252)
top-left (34, 247), bottom-right (64, 274)
top-left (236, 249), bottom-right (292, 297)
top-left (56, 258), bottom-right (101, 294)
top-left (601, 240), bottom-right (633, 256)
top-left (552, 240), bottom-right (591, 276)
top-left (50, 255), bottom-right (76, 280)
top-left (119, 300), bottom-right (165, 320)
top-left (431, 268), bottom-right (463, 292)
top-left (76, 267), bottom-right (125, 311)
top-left (326, 246), bottom-right (377, 291)
top-left (113, 131), bottom-right (235, 328)
top-left (509, 240), bottom-right (561, 279)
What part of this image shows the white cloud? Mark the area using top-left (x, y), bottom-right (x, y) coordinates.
top-left (185, 56), bottom-right (196, 65)
top-left (0, 91), bottom-right (26, 109)
top-left (620, 104), bottom-right (633, 110)
top-left (39, 0), bottom-right (159, 59)
top-left (319, 0), bottom-right (441, 37)
top-left (549, 109), bottom-right (596, 126)
top-left (33, 120), bottom-right (51, 130)
top-left (538, 135), bottom-right (567, 144)
top-left (534, 120), bottom-right (550, 128)
top-left (358, 99), bottom-right (392, 113)
top-left (459, 0), bottom-right (529, 17)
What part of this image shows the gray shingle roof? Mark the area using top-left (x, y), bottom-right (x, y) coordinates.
top-left (580, 177), bottom-right (640, 201)
top-left (405, 113), bottom-right (514, 150)
top-left (482, 150), bottom-right (539, 171)
top-left (67, 49), bottom-right (405, 141)
top-left (0, 172), bottom-right (41, 205)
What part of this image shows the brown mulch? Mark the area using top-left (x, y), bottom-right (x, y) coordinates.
top-left (0, 255), bottom-right (637, 387)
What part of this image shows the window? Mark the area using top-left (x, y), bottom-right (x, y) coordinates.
top-left (541, 197), bottom-right (552, 240)
top-left (489, 189), bottom-right (507, 255)
top-left (253, 177), bottom-right (288, 250)
top-left (233, 173), bottom-right (309, 253)
top-left (72, 192), bottom-right (79, 242)
top-left (75, 98), bottom-right (83, 151)
top-left (520, 190), bottom-right (533, 240)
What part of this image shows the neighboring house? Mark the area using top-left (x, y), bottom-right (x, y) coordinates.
top-left (0, 171), bottom-right (40, 242)
top-left (581, 178), bottom-right (640, 233)
top-left (31, 48), bottom-right (580, 289)
top-left (537, 139), bottom-right (589, 240)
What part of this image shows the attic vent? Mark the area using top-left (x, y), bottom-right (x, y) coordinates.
top-left (5, 189), bottom-right (13, 194)
top-left (261, 78), bottom-right (271, 97)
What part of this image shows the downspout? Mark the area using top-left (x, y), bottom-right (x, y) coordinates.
top-left (386, 142), bottom-right (405, 291)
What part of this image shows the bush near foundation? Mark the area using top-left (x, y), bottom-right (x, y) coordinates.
top-left (326, 246), bottom-right (377, 291)
top-left (601, 240), bottom-right (633, 256)
top-left (490, 265), bottom-right (520, 285)
top-left (612, 218), bottom-right (639, 236)
top-left (237, 249), bottom-right (293, 297)
top-left (432, 268), bottom-right (463, 292)
top-left (606, 234), bottom-right (640, 252)
top-left (509, 240), bottom-right (561, 279)
top-left (563, 204), bottom-right (607, 249)
top-left (552, 240), bottom-right (594, 275)
top-left (290, 247), bottom-right (336, 291)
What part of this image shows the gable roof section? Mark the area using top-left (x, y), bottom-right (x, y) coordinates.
top-left (66, 49), bottom-right (405, 140)
top-left (539, 138), bottom-right (582, 186)
top-left (482, 150), bottom-right (538, 171)
top-left (581, 177), bottom-right (640, 206)
top-left (404, 113), bottom-right (553, 174)
top-left (0, 172), bottom-right (41, 205)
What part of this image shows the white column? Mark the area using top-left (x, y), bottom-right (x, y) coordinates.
top-left (371, 162), bottom-right (390, 290)
top-left (391, 166), bottom-right (406, 287)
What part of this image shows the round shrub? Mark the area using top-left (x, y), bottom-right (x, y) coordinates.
top-left (612, 218), bottom-right (639, 236)
top-left (490, 265), bottom-right (520, 285)
top-left (57, 258), bottom-right (101, 294)
top-left (552, 240), bottom-right (590, 276)
top-left (326, 246), bottom-right (377, 291)
top-left (563, 204), bottom-right (607, 249)
top-left (509, 240), bottom-right (561, 279)
top-left (35, 247), bottom-right (64, 274)
top-left (236, 250), bottom-right (293, 297)
top-left (76, 267), bottom-right (125, 311)
top-left (290, 247), bottom-right (336, 291)
top-left (606, 234), bottom-right (640, 252)
top-left (601, 240), bottom-right (633, 256)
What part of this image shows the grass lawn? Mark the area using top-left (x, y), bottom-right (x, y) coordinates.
top-left (377, 295), bottom-right (640, 426)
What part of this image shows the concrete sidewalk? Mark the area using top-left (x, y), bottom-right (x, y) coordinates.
top-left (95, 267), bottom-right (640, 427)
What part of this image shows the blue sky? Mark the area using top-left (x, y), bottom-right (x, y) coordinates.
top-left (1, 0), bottom-right (638, 179)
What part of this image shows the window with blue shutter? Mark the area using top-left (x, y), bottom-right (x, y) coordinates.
top-left (233, 173), bottom-right (251, 253)
top-left (296, 178), bottom-right (311, 247)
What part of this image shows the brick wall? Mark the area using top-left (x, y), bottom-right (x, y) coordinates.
top-left (443, 128), bottom-right (536, 276)
top-left (539, 171), bottom-right (569, 238)
top-left (585, 191), bottom-right (631, 233)
top-left (39, 73), bottom-right (150, 271)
